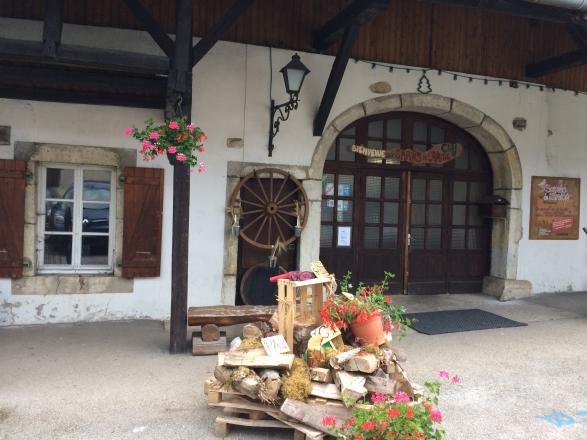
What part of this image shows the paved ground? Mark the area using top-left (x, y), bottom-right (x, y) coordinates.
top-left (1, 292), bottom-right (586, 440)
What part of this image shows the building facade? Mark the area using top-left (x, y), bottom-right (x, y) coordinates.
top-left (1, 10), bottom-right (586, 325)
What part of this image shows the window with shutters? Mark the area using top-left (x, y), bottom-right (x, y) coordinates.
top-left (38, 164), bottom-right (116, 274)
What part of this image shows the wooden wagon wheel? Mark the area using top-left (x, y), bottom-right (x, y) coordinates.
top-left (229, 168), bottom-right (309, 250)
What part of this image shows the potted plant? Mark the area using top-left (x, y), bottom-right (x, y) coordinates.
top-left (320, 271), bottom-right (409, 346)
top-left (124, 117), bottom-right (207, 170)
top-left (322, 372), bottom-right (460, 440)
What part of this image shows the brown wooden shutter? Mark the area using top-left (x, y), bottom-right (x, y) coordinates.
top-left (0, 160), bottom-right (25, 278)
top-left (122, 167), bottom-right (164, 278)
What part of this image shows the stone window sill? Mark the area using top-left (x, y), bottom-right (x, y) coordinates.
top-left (12, 275), bottom-right (133, 295)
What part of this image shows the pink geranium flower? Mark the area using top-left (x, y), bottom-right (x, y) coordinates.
top-left (452, 375), bottom-right (460, 384)
top-left (142, 140), bottom-right (152, 148)
top-left (370, 392), bottom-right (385, 404)
top-left (149, 131), bottom-right (159, 139)
top-left (124, 127), bottom-right (133, 136)
top-left (393, 391), bottom-right (410, 403)
top-left (198, 134), bottom-right (208, 143)
top-left (198, 146), bottom-right (206, 153)
top-left (168, 121), bottom-right (179, 129)
top-left (197, 162), bottom-right (206, 173)
top-left (430, 409), bottom-right (443, 422)
top-left (187, 123), bottom-right (195, 131)
top-left (439, 370), bottom-right (449, 379)
top-left (321, 415), bottom-right (337, 428)
top-left (167, 146), bottom-right (177, 154)
top-left (176, 153), bottom-right (187, 161)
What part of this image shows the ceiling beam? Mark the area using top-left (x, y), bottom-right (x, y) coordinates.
top-left (526, 50), bottom-right (587, 77)
top-left (42, 0), bottom-right (64, 58)
top-left (423, 0), bottom-right (587, 27)
top-left (312, 0), bottom-right (390, 52)
top-left (526, 24), bottom-right (587, 77)
top-left (122, 0), bottom-right (174, 58)
top-left (313, 24), bottom-right (360, 136)
top-left (0, 38), bottom-right (169, 75)
top-left (191, 0), bottom-right (254, 67)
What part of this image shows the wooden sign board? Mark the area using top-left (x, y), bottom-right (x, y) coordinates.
top-left (261, 334), bottom-right (290, 355)
top-left (529, 176), bottom-right (581, 240)
top-left (350, 142), bottom-right (462, 165)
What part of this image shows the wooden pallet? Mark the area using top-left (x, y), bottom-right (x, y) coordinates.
top-left (205, 378), bottom-right (325, 440)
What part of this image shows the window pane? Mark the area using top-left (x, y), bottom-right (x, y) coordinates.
top-left (321, 200), bottom-right (333, 222)
top-left (326, 144), bottom-right (336, 161)
top-left (339, 138), bottom-right (355, 161)
top-left (451, 229), bottom-right (466, 249)
top-left (320, 225), bottom-right (333, 247)
top-left (366, 176), bottom-right (381, 198)
top-left (366, 140), bottom-right (383, 164)
top-left (336, 200), bottom-right (353, 222)
top-left (341, 126), bottom-right (355, 136)
top-left (82, 203), bottom-right (110, 233)
top-left (384, 177), bottom-right (400, 199)
top-left (411, 228), bottom-right (424, 249)
top-left (411, 204), bottom-right (425, 225)
top-left (454, 147), bottom-right (468, 169)
top-left (323, 174), bottom-right (335, 196)
top-left (469, 149), bottom-right (483, 171)
top-left (83, 170), bottom-right (111, 202)
top-left (365, 201), bottom-right (380, 223)
top-left (428, 204), bottom-right (442, 225)
top-left (338, 175), bottom-right (354, 197)
top-left (382, 227), bottom-right (398, 249)
top-left (386, 119), bottom-right (401, 139)
top-left (46, 168), bottom-right (74, 199)
top-left (368, 120), bottom-right (384, 138)
top-left (469, 182), bottom-right (483, 202)
top-left (453, 181), bottom-right (467, 202)
top-left (430, 126), bottom-right (445, 143)
top-left (364, 226), bottom-right (379, 249)
top-left (44, 235), bottom-right (72, 265)
top-left (468, 204), bottom-right (483, 226)
top-left (412, 179), bottom-right (426, 201)
top-left (81, 236), bottom-right (109, 265)
top-left (429, 180), bottom-right (443, 201)
top-left (452, 205), bottom-right (466, 225)
top-left (468, 229), bottom-right (481, 249)
top-left (427, 228), bottom-right (441, 249)
top-left (413, 122), bottom-right (427, 142)
top-left (45, 201), bottom-right (73, 232)
top-left (383, 202), bottom-right (398, 224)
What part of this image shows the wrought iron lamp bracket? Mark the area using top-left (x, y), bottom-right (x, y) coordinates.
top-left (268, 93), bottom-right (300, 157)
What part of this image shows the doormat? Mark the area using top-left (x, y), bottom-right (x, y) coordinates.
top-left (403, 309), bottom-right (527, 335)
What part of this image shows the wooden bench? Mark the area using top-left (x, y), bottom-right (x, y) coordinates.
top-left (188, 305), bottom-right (277, 355)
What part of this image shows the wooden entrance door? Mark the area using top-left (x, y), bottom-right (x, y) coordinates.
top-left (320, 112), bottom-right (492, 294)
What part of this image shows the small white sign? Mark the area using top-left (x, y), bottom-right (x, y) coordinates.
top-left (261, 335), bottom-right (290, 355)
top-left (337, 226), bottom-right (352, 247)
top-left (310, 325), bottom-right (341, 343)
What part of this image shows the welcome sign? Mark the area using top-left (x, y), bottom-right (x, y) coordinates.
top-left (350, 142), bottom-right (463, 165)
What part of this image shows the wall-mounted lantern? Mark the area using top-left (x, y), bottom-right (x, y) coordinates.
top-left (479, 195), bottom-right (510, 219)
top-left (268, 53), bottom-right (310, 157)
top-left (294, 201), bottom-right (303, 237)
top-left (227, 200), bottom-right (242, 237)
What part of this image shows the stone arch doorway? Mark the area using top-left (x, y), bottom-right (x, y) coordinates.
top-left (305, 94), bottom-right (531, 300)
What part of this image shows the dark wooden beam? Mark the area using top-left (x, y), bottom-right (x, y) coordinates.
top-left (168, 0), bottom-right (193, 355)
top-left (423, 0), bottom-right (587, 27)
top-left (312, 0), bottom-right (390, 52)
top-left (313, 25), bottom-right (360, 136)
top-left (191, 0), bottom-right (254, 67)
top-left (567, 24), bottom-right (587, 50)
top-left (526, 50), bottom-right (587, 77)
top-left (42, 0), bottom-right (64, 58)
top-left (0, 65), bottom-right (166, 108)
top-left (122, 0), bottom-right (174, 58)
top-left (0, 38), bottom-right (169, 75)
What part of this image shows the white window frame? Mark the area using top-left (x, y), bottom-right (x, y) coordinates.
top-left (37, 163), bottom-right (116, 274)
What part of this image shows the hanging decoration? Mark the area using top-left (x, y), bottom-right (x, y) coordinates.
top-left (417, 70), bottom-right (432, 94)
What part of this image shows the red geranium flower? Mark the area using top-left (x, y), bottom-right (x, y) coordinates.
top-left (387, 408), bottom-right (401, 418)
top-left (384, 296), bottom-right (393, 303)
top-left (362, 420), bottom-right (376, 431)
top-left (405, 410), bottom-right (414, 419)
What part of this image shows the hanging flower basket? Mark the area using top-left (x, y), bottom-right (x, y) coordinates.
top-left (124, 117), bottom-right (207, 171)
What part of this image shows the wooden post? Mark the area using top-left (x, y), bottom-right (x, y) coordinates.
top-left (168, 0), bottom-right (193, 354)
top-left (42, 0), bottom-right (64, 58)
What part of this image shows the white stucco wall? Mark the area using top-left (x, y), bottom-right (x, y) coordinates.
top-left (0, 18), bottom-right (586, 325)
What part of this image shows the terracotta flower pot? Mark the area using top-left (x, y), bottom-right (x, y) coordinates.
top-left (351, 311), bottom-right (386, 346)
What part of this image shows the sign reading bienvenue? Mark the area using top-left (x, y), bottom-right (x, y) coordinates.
top-left (350, 142), bottom-right (463, 165)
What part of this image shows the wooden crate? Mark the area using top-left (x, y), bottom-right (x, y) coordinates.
top-left (277, 276), bottom-right (335, 351)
